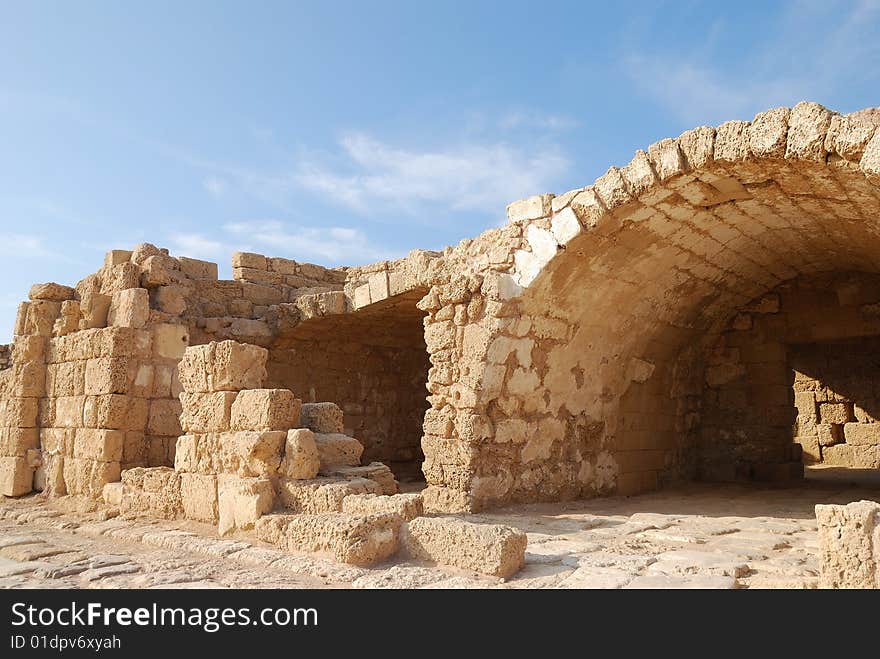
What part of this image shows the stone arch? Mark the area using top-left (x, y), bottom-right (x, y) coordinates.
top-left (421, 102), bottom-right (880, 512)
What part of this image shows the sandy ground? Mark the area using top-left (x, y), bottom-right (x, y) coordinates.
top-left (1, 469), bottom-right (877, 589)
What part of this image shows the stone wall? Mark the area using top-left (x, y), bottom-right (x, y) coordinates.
top-left (267, 291), bottom-right (430, 468)
top-left (698, 272), bottom-right (880, 477)
top-left (0, 344), bottom-right (10, 370)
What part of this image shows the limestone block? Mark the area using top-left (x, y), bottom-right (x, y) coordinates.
top-left (843, 423), bottom-right (880, 446)
top-left (122, 431), bottom-right (147, 466)
top-left (8, 361), bottom-right (45, 398)
top-left (108, 288), bottom-right (150, 328)
top-left (39, 428), bottom-right (71, 455)
top-left (819, 402), bottom-right (851, 424)
top-left (25, 300), bottom-right (61, 336)
top-left (139, 255), bottom-right (177, 287)
top-left (173, 431), bottom-right (286, 477)
top-left (90, 326), bottom-right (152, 359)
top-left (816, 500), bottom-right (879, 589)
top-left (100, 262), bottom-right (140, 294)
top-left (83, 395), bottom-right (149, 431)
top-left (785, 101), bottom-right (833, 160)
top-left (130, 243), bottom-right (166, 265)
top-left (73, 428), bottom-right (124, 462)
top-left (53, 300), bottom-right (81, 336)
top-left (178, 257), bottom-right (218, 280)
top-left (152, 323), bottom-right (189, 359)
top-left (861, 130), bottom-right (880, 181)
top-left (12, 335), bottom-right (46, 362)
top-left (314, 433), bottom-right (363, 468)
top-left (276, 476), bottom-right (381, 513)
top-left (549, 207), bottom-right (582, 245)
top-left (231, 252), bottom-right (267, 270)
top-left (120, 466), bottom-right (182, 519)
top-left (0, 456), bottom-right (33, 496)
top-left (255, 512), bottom-right (401, 566)
top-left (181, 473), bottom-right (218, 523)
top-left (84, 357), bottom-right (130, 395)
top-left (231, 388), bottom-right (301, 431)
top-left (353, 283), bottom-right (371, 309)
top-left (62, 457), bottom-right (120, 498)
top-left (147, 399), bottom-right (182, 436)
top-left (46, 360), bottom-right (86, 397)
top-left (179, 391), bottom-right (237, 433)
top-left (322, 462), bottom-right (399, 495)
top-left (403, 517), bottom-right (527, 578)
top-left (342, 493), bottom-right (423, 521)
top-left (55, 396), bottom-right (85, 428)
top-left (104, 250), bottom-right (132, 268)
top-left (217, 475), bottom-right (273, 535)
top-left (178, 341), bottom-right (268, 393)
top-left (36, 453), bottom-right (65, 495)
top-left (298, 402), bottom-right (344, 434)
top-left (506, 194), bottom-right (553, 222)
top-left (0, 427), bottom-right (39, 457)
top-left (368, 271), bottom-right (389, 303)
top-left (280, 428), bottom-right (320, 479)
top-left (0, 397), bottom-right (38, 428)
top-left (29, 282), bottom-right (76, 302)
top-left (103, 482), bottom-right (123, 506)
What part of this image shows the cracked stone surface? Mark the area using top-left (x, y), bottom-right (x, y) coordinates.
top-left (1, 481), bottom-right (877, 589)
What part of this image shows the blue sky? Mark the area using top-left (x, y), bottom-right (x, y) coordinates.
top-left (1, 0), bottom-right (879, 341)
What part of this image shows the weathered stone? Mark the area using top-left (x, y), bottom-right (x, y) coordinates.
top-left (816, 500), bottom-right (879, 589)
top-left (231, 389), bottom-right (301, 431)
top-left (403, 517), bottom-right (527, 578)
top-left (298, 402), bottom-right (344, 434)
top-left (279, 428), bottom-right (320, 479)
top-left (342, 493), bottom-right (423, 521)
top-left (178, 341), bottom-right (268, 393)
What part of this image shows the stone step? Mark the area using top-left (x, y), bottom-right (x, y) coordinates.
top-left (254, 512), bottom-right (401, 566)
top-left (276, 476), bottom-right (380, 514)
top-left (342, 493), bottom-right (423, 521)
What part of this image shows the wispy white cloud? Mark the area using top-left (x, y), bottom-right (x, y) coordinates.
top-left (168, 232), bottom-right (228, 260)
top-left (223, 220), bottom-right (392, 263)
top-left (295, 133), bottom-right (570, 216)
top-left (499, 111), bottom-right (579, 131)
top-left (622, 0), bottom-right (880, 125)
top-left (202, 177), bottom-right (227, 197)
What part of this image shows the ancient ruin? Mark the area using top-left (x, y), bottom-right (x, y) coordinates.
top-left (2, 101), bottom-right (880, 586)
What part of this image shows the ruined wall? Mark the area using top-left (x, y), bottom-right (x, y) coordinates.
top-left (0, 345), bottom-right (10, 370)
top-left (419, 102), bottom-right (880, 512)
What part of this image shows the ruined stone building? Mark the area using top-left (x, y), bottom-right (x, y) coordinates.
top-left (1, 102), bottom-right (880, 554)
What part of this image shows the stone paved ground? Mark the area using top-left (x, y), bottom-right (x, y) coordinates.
top-left (1, 475), bottom-right (877, 589)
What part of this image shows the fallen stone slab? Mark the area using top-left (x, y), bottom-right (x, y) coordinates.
top-left (646, 549), bottom-right (750, 578)
top-left (403, 517), bottom-right (527, 578)
top-left (342, 493), bottom-right (423, 521)
top-left (254, 512), bottom-right (401, 566)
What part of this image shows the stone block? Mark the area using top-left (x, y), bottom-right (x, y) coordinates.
top-left (29, 282), bottom-right (76, 302)
top-left (342, 493), bottom-right (423, 521)
top-left (55, 396), bottom-right (85, 428)
top-left (178, 341), bottom-right (268, 393)
top-left (231, 389), bottom-right (301, 431)
top-left (819, 402), bottom-right (852, 425)
top-left (0, 427), bottom-right (39, 457)
top-left (816, 500), bottom-right (879, 589)
top-left (506, 194), bottom-right (553, 222)
top-left (403, 517), bottom-right (527, 578)
top-left (120, 466), bottom-right (182, 518)
top-left (180, 473), bottom-right (218, 523)
top-left (79, 292), bottom-right (112, 329)
top-left (314, 433), bottom-right (363, 468)
top-left (103, 482), bottom-right (123, 506)
top-left (178, 257), bottom-right (218, 280)
top-left (0, 397), bottom-right (38, 428)
top-left (108, 288), bottom-right (150, 328)
top-left (179, 391), bottom-right (237, 433)
top-left (152, 323), bottom-right (189, 359)
top-left (147, 399), bottom-right (183, 436)
top-left (299, 402), bottom-right (344, 433)
top-left (73, 428), bottom-right (124, 462)
top-left (0, 456), bottom-right (33, 496)
top-left (173, 431), bottom-right (286, 477)
top-left (46, 360), bottom-right (86, 397)
top-left (83, 395), bottom-right (149, 431)
top-left (843, 422), bottom-right (880, 446)
top-left (280, 428), bottom-right (320, 479)
top-left (84, 357), bottom-right (131, 395)
top-left (276, 476), bottom-right (381, 513)
top-left (255, 512), bottom-right (401, 566)
top-left (104, 250), bottom-right (132, 268)
top-left (24, 300), bottom-right (61, 336)
top-left (217, 476), bottom-right (273, 535)
top-left (231, 252), bottom-right (267, 270)
top-left (62, 457), bottom-right (120, 498)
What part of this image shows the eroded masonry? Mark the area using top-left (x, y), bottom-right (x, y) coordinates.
top-left (2, 101), bottom-right (880, 578)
